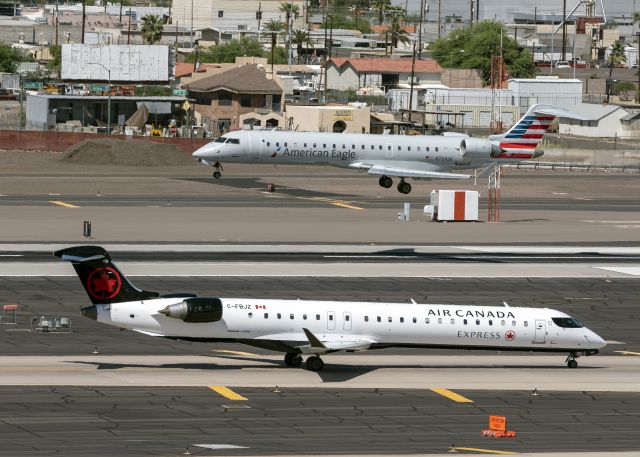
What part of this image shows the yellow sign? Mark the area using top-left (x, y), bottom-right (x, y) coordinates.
top-left (334, 109), bottom-right (353, 121)
top-left (182, 100), bottom-right (191, 112)
top-left (489, 415), bottom-right (506, 432)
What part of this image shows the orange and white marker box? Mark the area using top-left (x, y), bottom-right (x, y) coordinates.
top-left (426, 190), bottom-right (479, 221)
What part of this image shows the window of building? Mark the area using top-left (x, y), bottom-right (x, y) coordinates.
top-left (218, 10), bottom-right (223, 17)
top-left (387, 145), bottom-right (391, 150)
top-left (218, 91), bottom-right (232, 106)
top-left (313, 143), bottom-right (316, 147)
top-left (240, 95), bottom-right (252, 107)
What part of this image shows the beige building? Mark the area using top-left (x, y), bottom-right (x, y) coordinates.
top-left (172, 0), bottom-right (304, 33)
top-left (285, 104), bottom-right (371, 133)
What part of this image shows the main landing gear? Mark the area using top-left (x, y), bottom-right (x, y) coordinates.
top-left (377, 175), bottom-right (412, 194)
top-left (566, 353), bottom-right (579, 368)
top-left (212, 161), bottom-right (223, 179)
top-left (397, 179), bottom-right (411, 194)
top-left (283, 353), bottom-right (324, 371)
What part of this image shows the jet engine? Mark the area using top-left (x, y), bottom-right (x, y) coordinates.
top-left (460, 138), bottom-right (503, 159)
top-left (159, 297), bottom-right (223, 323)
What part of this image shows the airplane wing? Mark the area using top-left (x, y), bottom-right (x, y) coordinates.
top-left (256, 330), bottom-right (375, 354)
top-left (350, 163), bottom-right (471, 180)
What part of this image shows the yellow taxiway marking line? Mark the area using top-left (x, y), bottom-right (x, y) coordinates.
top-left (208, 385), bottom-right (247, 401)
top-left (48, 200), bottom-right (80, 208)
top-left (615, 350), bottom-right (640, 356)
top-left (212, 349), bottom-right (258, 357)
top-left (330, 200), bottom-right (365, 211)
top-left (453, 447), bottom-right (516, 455)
top-left (431, 388), bottom-right (474, 403)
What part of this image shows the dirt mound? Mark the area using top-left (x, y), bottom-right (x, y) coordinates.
top-left (59, 138), bottom-right (195, 166)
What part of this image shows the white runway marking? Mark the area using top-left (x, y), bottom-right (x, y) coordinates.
top-left (596, 267), bottom-right (640, 277)
top-left (194, 444), bottom-right (248, 450)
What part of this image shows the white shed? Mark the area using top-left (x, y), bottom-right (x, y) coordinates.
top-left (508, 76), bottom-right (582, 112)
top-left (558, 103), bottom-right (629, 138)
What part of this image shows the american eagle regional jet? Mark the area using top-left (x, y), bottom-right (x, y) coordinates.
top-left (193, 104), bottom-right (586, 194)
top-left (56, 246), bottom-right (605, 371)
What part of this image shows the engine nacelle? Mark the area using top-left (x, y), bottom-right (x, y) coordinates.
top-left (460, 138), bottom-right (502, 159)
top-left (159, 297), bottom-right (223, 323)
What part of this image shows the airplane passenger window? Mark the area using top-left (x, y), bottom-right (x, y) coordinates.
top-left (352, 144), bottom-right (355, 149)
top-left (277, 313), bottom-right (281, 319)
top-left (408, 147), bottom-right (411, 151)
top-left (476, 319), bottom-right (480, 325)
top-left (323, 144), bottom-right (326, 148)
top-left (501, 320), bottom-right (505, 326)
top-left (512, 320), bottom-right (517, 326)
top-left (450, 318), bottom-right (455, 324)
top-left (303, 314), bottom-right (307, 320)
top-left (371, 145), bottom-right (374, 150)
top-left (488, 320), bottom-right (493, 326)
top-left (413, 317), bottom-right (417, 323)
top-left (463, 319), bottom-right (467, 325)
top-left (427, 147), bottom-right (430, 152)
top-left (313, 143), bottom-right (317, 147)
top-left (377, 316), bottom-right (381, 322)
top-left (264, 313), bottom-right (268, 319)
top-left (438, 318), bottom-right (442, 324)
top-left (304, 143), bottom-right (307, 147)
top-left (316, 314), bottom-right (320, 320)
top-left (435, 147), bottom-right (439, 152)
top-left (524, 321), bottom-right (528, 327)
top-left (342, 144), bottom-right (346, 148)
top-left (329, 315), bottom-right (334, 320)
top-left (387, 145), bottom-right (391, 150)
top-left (345, 315), bottom-right (350, 321)
top-left (418, 147), bottom-right (421, 151)
top-left (388, 317), bottom-right (392, 322)
top-left (379, 145), bottom-right (382, 150)
top-left (400, 317), bottom-right (404, 323)
top-left (333, 144), bottom-right (336, 148)
top-left (425, 318), bottom-right (430, 324)
top-left (284, 143), bottom-right (288, 147)
top-left (267, 142), bottom-right (270, 146)
top-left (276, 142), bottom-right (280, 147)
top-left (290, 314), bottom-right (294, 320)
top-left (397, 146), bottom-right (401, 151)
top-left (361, 145), bottom-right (365, 149)
top-left (365, 316), bottom-right (369, 322)
top-left (248, 312), bottom-right (253, 318)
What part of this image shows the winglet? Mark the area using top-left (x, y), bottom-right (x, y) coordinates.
top-left (303, 328), bottom-right (327, 349)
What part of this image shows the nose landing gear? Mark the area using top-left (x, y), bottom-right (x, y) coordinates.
top-left (212, 161), bottom-right (223, 179)
top-left (566, 353), bottom-right (579, 368)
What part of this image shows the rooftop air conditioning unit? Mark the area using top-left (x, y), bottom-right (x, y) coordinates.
top-left (238, 24), bottom-right (247, 30)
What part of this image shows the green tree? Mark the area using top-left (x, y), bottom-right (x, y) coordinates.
top-left (290, 29), bottom-right (311, 64)
top-left (429, 20), bottom-right (536, 84)
top-left (386, 12), bottom-right (409, 55)
top-left (186, 38), bottom-right (266, 63)
top-left (279, 2), bottom-right (299, 36)
top-left (371, 0), bottom-right (390, 24)
top-left (140, 14), bottom-right (164, 44)
top-left (606, 40), bottom-right (627, 102)
top-left (47, 44), bottom-right (62, 75)
top-left (614, 80), bottom-right (636, 100)
top-left (263, 19), bottom-right (285, 75)
top-left (0, 42), bottom-right (31, 73)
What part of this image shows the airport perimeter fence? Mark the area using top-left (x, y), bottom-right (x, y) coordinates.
top-left (0, 130), bottom-right (210, 154)
top-left (506, 161), bottom-right (640, 173)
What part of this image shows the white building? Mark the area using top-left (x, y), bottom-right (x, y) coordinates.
top-left (508, 76), bottom-right (583, 111)
top-left (171, 0), bottom-right (304, 34)
top-left (558, 103), bottom-right (630, 138)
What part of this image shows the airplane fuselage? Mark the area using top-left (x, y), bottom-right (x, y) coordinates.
top-left (91, 298), bottom-right (605, 354)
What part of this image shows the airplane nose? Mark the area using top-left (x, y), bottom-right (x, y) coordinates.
top-left (192, 148), bottom-right (206, 158)
top-left (81, 305), bottom-right (98, 320)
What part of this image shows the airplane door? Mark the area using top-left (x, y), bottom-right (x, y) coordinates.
top-left (327, 311), bottom-right (335, 330)
top-left (534, 319), bottom-right (546, 343)
top-left (343, 312), bottom-right (351, 330)
top-left (386, 142), bottom-right (393, 158)
top-left (248, 133), bottom-right (259, 159)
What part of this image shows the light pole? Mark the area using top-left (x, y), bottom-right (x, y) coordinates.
top-left (88, 62), bottom-right (111, 133)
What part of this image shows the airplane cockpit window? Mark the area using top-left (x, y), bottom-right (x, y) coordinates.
top-left (214, 137), bottom-right (227, 143)
top-left (227, 138), bottom-right (240, 144)
top-left (552, 317), bottom-right (583, 328)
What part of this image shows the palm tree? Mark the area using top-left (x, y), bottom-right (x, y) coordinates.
top-left (263, 19), bottom-right (285, 76)
top-left (279, 2), bottom-right (300, 36)
top-left (386, 13), bottom-right (409, 55)
top-left (606, 40), bottom-right (627, 102)
top-left (140, 14), bottom-right (164, 44)
top-left (371, 0), bottom-right (390, 25)
top-left (290, 29), bottom-right (310, 64)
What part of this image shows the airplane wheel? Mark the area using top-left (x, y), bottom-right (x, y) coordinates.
top-left (305, 356), bottom-right (324, 372)
top-left (284, 353), bottom-right (302, 367)
top-left (213, 171), bottom-right (222, 179)
top-left (567, 359), bottom-right (578, 369)
top-left (397, 181), bottom-right (411, 194)
top-left (378, 176), bottom-right (393, 188)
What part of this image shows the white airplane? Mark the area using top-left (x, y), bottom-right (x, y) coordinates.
top-left (56, 246), bottom-right (606, 371)
top-left (192, 104), bottom-right (586, 194)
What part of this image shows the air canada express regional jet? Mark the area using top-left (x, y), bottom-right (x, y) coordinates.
top-left (56, 246), bottom-right (606, 372)
top-left (193, 104), bottom-right (587, 194)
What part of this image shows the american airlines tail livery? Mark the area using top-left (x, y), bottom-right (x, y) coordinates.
top-left (56, 246), bottom-right (606, 371)
top-left (192, 104), bottom-right (587, 194)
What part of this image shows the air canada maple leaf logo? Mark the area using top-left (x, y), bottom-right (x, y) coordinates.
top-left (505, 330), bottom-right (516, 341)
top-left (86, 267), bottom-right (122, 301)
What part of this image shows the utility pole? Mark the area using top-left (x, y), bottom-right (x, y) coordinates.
top-left (417, 0), bottom-right (425, 59)
top-left (320, 1), bottom-right (328, 103)
top-left (437, 0), bottom-right (441, 39)
top-left (54, 0), bottom-right (58, 45)
top-left (127, 8), bottom-right (131, 44)
top-left (190, 0), bottom-right (194, 48)
top-left (81, 0), bottom-right (86, 43)
top-left (469, 0), bottom-right (473, 27)
top-left (408, 40), bottom-right (417, 122)
top-left (562, 0), bottom-right (567, 61)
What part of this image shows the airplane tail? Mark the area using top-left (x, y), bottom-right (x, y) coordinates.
top-left (490, 104), bottom-right (586, 159)
top-left (54, 245), bottom-right (159, 305)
